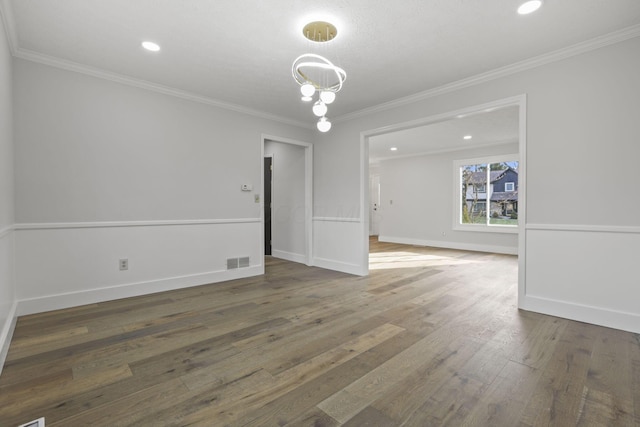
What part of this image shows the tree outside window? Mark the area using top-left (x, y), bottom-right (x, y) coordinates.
top-left (457, 158), bottom-right (519, 228)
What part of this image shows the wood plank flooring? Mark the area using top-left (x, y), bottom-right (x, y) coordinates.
top-left (1, 238), bottom-right (639, 426)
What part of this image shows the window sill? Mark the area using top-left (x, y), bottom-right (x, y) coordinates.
top-left (453, 224), bottom-right (519, 234)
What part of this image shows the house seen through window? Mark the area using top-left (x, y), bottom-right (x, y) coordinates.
top-left (457, 159), bottom-right (519, 227)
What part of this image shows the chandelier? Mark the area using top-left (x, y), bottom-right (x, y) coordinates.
top-left (292, 21), bottom-right (346, 132)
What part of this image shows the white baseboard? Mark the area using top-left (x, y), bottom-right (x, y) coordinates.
top-left (313, 257), bottom-right (365, 276)
top-left (378, 235), bottom-right (518, 255)
top-left (271, 249), bottom-right (307, 265)
top-left (0, 301), bottom-right (18, 377)
top-left (17, 266), bottom-right (263, 316)
top-left (520, 294), bottom-right (640, 334)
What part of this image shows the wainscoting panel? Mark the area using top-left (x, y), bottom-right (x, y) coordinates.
top-left (522, 225), bottom-right (640, 333)
top-left (312, 217), bottom-right (365, 276)
top-left (0, 227), bottom-right (16, 377)
top-left (15, 220), bottom-right (263, 315)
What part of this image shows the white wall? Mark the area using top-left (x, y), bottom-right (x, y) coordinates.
top-left (312, 124), bottom-right (364, 275)
top-left (13, 58), bottom-right (313, 315)
top-left (316, 36), bottom-right (640, 332)
top-left (379, 142), bottom-right (519, 254)
top-left (0, 11), bottom-right (16, 375)
top-left (264, 140), bottom-right (306, 263)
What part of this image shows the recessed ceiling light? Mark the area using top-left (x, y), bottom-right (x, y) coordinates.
top-left (518, 0), bottom-right (543, 15)
top-left (390, 147), bottom-right (398, 151)
top-left (141, 41), bottom-right (160, 52)
top-left (463, 135), bottom-right (473, 140)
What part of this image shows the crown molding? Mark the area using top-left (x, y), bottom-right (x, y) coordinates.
top-left (14, 48), bottom-right (311, 130)
top-left (336, 23), bottom-right (640, 123)
top-left (0, 0), bottom-right (18, 55)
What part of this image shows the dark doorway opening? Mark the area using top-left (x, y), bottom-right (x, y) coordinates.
top-left (264, 156), bottom-right (272, 256)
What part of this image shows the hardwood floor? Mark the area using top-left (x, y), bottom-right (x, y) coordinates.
top-left (1, 238), bottom-right (639, 426)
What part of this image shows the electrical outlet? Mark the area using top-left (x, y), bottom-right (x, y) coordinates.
top-left (119, 259), bottom-right (129, 271)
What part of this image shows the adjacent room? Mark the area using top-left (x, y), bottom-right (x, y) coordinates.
top-left (368, 104), bottom-right (521, 256)
top-left (1, 1), bottom-right (639, 425)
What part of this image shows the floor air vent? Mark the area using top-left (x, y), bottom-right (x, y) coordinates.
top-left (227, 257), bottom-right (250, 269)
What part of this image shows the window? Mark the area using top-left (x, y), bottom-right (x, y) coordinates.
top-left (471, 201), bottom-right (486, 214)
top-left (453, 156), bottom-right (519, 232)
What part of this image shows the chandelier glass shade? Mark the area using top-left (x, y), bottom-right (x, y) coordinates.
top-left (300, 83), bottom-right (316, 98)
top-left (292, 53), bottom-right (346, 132)
top-left (319, 90), bottom-right (336, 104)
top-left (317, 117), bottom-right (332, 132)
top-left (312, 101), bottom-right (328, 117)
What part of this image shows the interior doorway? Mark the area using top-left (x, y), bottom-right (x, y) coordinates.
top-left (361, 95), bottom-right (527, 304)
top-left (261, 135), bottom-right (313, 266)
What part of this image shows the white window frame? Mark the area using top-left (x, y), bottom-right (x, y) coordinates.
top-left (453, 154), bottom-right (519, 234)
top-left (505, 182), bottom-right (515, 192)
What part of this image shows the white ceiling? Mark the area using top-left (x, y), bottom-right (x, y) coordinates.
top-left (369, 106), bottom-right (520, 163)
top-left (3, 0), bottom-right (640, 127)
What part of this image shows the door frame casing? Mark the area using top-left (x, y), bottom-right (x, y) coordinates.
top-left (261, 134), bottom-right (313, 266)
